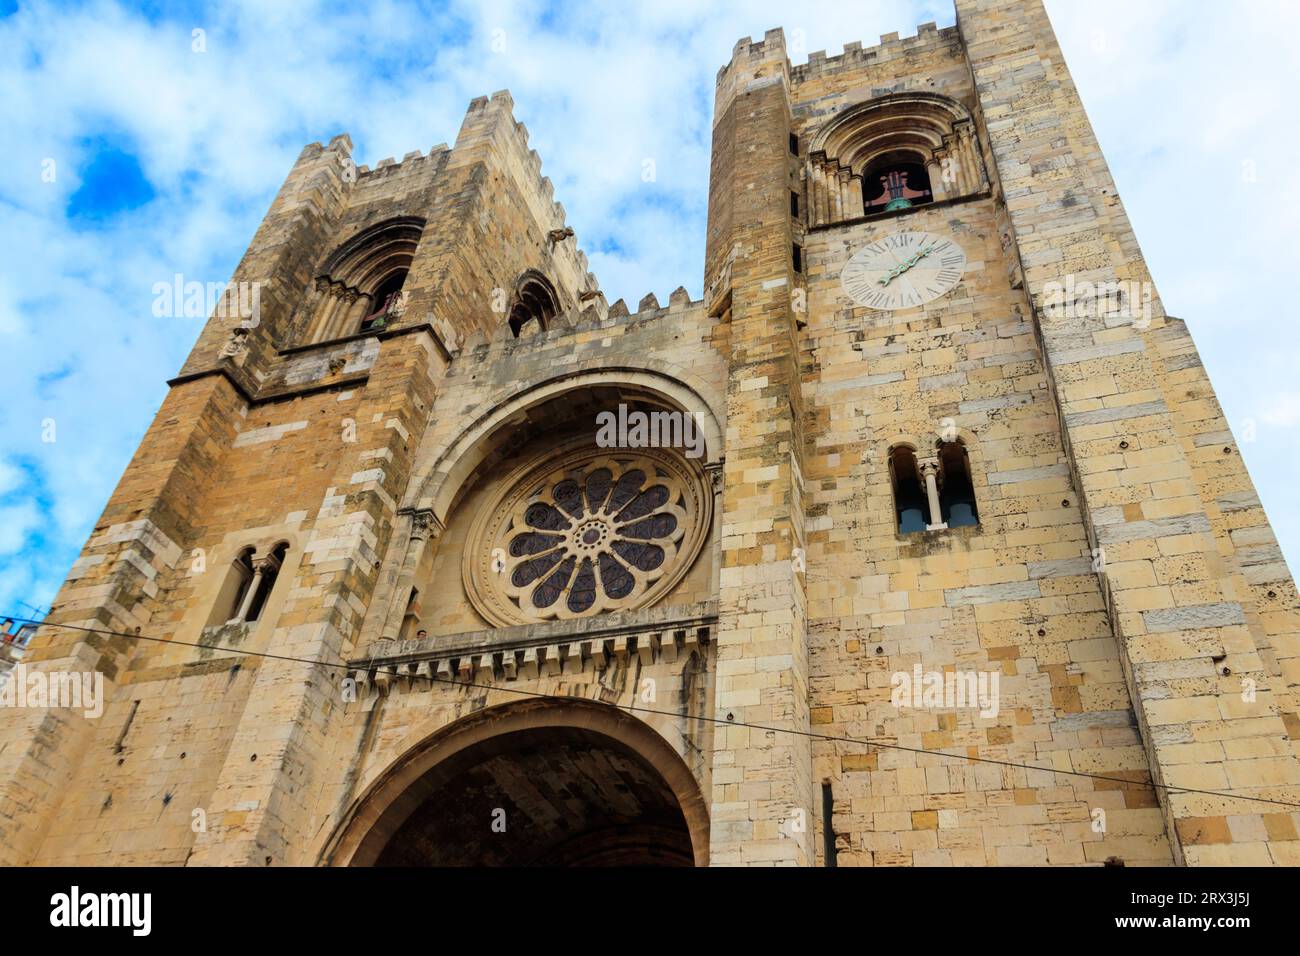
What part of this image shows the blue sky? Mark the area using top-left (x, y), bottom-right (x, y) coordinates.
top-left (1, 0), bottom-right (1297, 620)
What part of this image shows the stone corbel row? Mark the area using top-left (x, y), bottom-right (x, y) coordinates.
top-left (348, 625), bottom-right (712, 698)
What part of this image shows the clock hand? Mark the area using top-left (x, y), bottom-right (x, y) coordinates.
top-left (878, 243), bottom-right (936, 286)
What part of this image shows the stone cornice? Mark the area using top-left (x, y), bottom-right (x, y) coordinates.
top-left (350, 602), bottom-right (717, 694)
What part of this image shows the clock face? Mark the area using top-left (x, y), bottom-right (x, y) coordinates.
top-left (840, 231), bottom-right (966, 311)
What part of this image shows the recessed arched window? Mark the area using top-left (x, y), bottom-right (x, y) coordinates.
top-left (863, 160), bottom-right (933, 214)
top-left (508, 272), bottom-right (560, 337)
top-left (305, 217), bottom-right (425, 343)
top-left (889, 445), bottom-right (930, 534)
top-left (938, 441), bottom-right (979, 528)
top-left (804, 93), bottom-right (986, 228)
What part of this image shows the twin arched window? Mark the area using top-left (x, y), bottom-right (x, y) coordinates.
top-left (889, 441), bottom-right (979, 534)
top-left (207, 542), bottom-right (289, 627)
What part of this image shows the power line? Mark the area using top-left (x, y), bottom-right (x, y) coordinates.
top-left (6, 612), bottom-right (1300, 812)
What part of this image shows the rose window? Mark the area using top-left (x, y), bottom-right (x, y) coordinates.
top-left (465, 447), bottom-right (710, 626)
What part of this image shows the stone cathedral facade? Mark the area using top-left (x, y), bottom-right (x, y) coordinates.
top-left (3, 0), bottom-right (1299, 867)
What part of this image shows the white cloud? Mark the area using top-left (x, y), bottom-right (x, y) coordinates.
top-left (0, 501), bottom-right (42, 557)
top-left (1, 0), bottom-right (1297, 616)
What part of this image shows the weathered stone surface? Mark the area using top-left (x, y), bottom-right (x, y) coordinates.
top-left (1, 0), bottom-right (1295, 870)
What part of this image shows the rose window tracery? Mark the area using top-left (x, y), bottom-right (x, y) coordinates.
top-left (465, 446), bottom-right (710, 626)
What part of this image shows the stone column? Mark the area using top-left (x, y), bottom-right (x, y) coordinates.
top-left (927, 156), bottom-right (947, 202)
top-left (828, 164), bottom-right (843, 223)
top-left (306, 277), bottom-right (332, 342)
top-left (940, 135), bottom-right (965, 196)
top-left (705, 461), bottom-right (724, 595)
top-left (846, 172), bottom-right (863, 217)
top-left (838, 167), bottom-right (853, 220)
top-left (314, 283), bottom-right (345, 343)
top-left (810, 161), bottom-right (827, 227)
top-left (336, 288), bottom-right (361, 339)
top-left (955, 120), bottom-right (981, 193)
top-left (348, 293), bottom-right (374, 335)
top-left (232, 562), bottom-right (266, 623)
top-left (380, 509), bottom-right (443, 642)
top-left (918, 457), bottom-right (947, 531)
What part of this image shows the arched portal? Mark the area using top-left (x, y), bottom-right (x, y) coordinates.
top-left (322, 698), bottom-right (710, 867)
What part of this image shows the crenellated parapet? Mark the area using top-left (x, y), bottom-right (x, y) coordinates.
top-left (791, 22), bottom-right (961, 85)
top-left (469, 284), bottom-right (702, 356)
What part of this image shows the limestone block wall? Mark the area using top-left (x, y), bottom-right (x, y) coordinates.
top-left (0, 373), bottom-right (244, 865)
top-left (708, 30), bottom-right (814, 866)
top-left (956, 0), bottom-right (1300, 864)
top-left (800, 189), bottom-right (1170, 865)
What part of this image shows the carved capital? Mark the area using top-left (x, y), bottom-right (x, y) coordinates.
top-left (406, 509), bottom-right (442, 542)
top-left (704, 460), bottom-right (725, 494)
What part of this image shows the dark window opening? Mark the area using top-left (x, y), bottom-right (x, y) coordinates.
top-left (789, 133), bottom-right (799, 156)
top-left (790, 190), bottom-right (800, 217)
top-left (890, 446), bottom-right (929, 534)
top-left (863, 161), bottom-right (934, 214)
top-left (509, 275), bottom-right (560, 337)
top-left (792, 243), bottom-right (803, 274)
top-left (360, 270), bottom-right (409, 332)
top-left (822, 782), bottom-right (837, 868)
top-left (224, 547), bottom-right (256, 624)
top-left (245, 542), bottom-right (288, 623)
top-left (938, 442), bottom-right (979, 528)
